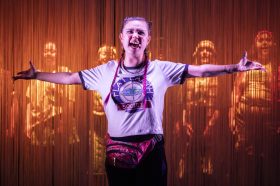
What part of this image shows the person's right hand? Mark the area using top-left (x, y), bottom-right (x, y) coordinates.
top-left (13, 61), bottom-right (37, 80)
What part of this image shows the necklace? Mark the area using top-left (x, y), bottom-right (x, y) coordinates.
top-left (122, 61), bottom-right (146, 74)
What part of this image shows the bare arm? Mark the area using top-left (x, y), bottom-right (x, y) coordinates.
top-left (188, 52), bottom-right (265, 77)
top-left (188, 64), bottom-right (239, 77)
top-left (35, 71), bottom-right (81, 84)
top-left (13, 61), bottom-right (81, 85)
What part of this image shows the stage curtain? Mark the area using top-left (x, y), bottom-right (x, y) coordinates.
top-left (0, 0), bottom-right (279, 185)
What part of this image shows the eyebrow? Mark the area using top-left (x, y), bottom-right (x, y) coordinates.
top-left (125, 28), bottom-right (146, 32)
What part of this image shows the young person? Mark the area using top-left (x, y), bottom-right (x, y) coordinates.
top-left (13, 17), bottom-right (265, 186)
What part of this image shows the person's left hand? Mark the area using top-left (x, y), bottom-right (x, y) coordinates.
top-left (237, 52), bottom-right (266, 72)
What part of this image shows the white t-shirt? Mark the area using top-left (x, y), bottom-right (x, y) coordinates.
top-left (79, 60), bottom-right (189, 137)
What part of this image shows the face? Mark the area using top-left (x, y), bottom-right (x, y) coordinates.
top-left (44, 42), bottom-right (57, 66)
top-left (119, 20), bottom-right (151, 56)
top-left (255, 32), bottom-right (273, 57)
top-left (194, 40), bottom-right (215, 64)
top-left (199, 47), bottom-right (214, 64)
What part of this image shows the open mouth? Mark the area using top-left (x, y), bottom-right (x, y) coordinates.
top-left (129, 39), bottom-right (141, 49)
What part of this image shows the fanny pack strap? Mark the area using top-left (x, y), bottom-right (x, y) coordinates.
top-left (153, 134), bottom-right (163, 144)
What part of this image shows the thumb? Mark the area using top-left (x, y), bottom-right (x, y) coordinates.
top-left (29, 60), bottom-right (36, 71)
top-left (242, 51), bottom-right (247, 66)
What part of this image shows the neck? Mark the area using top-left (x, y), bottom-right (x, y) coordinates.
top-left (123, 53), bottom-right (145, 67)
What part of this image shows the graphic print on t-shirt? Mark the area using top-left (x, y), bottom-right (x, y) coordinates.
top-left (111, 76), bottom-right (153, 113)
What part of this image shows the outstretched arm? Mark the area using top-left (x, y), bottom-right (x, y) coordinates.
top-left (13, 61), bottom-right (81, 85)
top-left (188, 52), bottom-right (265, 77)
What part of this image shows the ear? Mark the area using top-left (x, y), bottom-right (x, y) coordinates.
top-left (147, 35), bottom-right (151, 45)
top-left (119, 33), bottom-right (123, 42)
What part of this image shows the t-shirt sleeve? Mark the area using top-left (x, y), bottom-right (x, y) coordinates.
top-left (78, 65), bottom-right (104, 90)
top-left (156, 60), bottom-right (190, 85)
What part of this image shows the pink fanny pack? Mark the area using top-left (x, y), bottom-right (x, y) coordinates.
top-left (106, 135), bottom-right (163, 169)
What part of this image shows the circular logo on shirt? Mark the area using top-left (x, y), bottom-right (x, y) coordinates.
top-left (111, 76), bottom-right (153, 113)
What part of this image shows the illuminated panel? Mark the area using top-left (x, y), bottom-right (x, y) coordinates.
top-left (26, 42), bottom-right (79, 145)
top-left (92, 45), bottom-right (117, 116)
top-left (193, 40), bottom-right (216, 65)
top-left (230, 30), bottom-right (277, 155)
top-left (184, 40), bottom-right (218, 176)
top-left (90, 45), bottom-right (116, 174)
top-left (255, 30), bottom-right (274, 58)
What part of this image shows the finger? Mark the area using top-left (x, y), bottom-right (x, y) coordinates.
top-left (258, 65), bottom-right (266, 71)
top-left (17, 70), bottom-right (28, 75)
top-left (253, 66), bottom-right (266, 71)
top-left (29, 60), bottom-right (36, 70)
top-left (12, 75), bottom-right (24, 80)
top-left (12, 76), bottom-right (18, 80)
top-left (261, 67), bottom-right (266, 71)
top-left (243, 51), bottom-right (247, 58)
top-left (252, 62), bottom-right (266, 71)
top-left (253, 61), bottom-right (263, 66)
top-left (242, 51), bottom-right (247, 66)
top-left (13, 75), bottom-right (25, 80)
top-left (252, 61), bottom-right (264, 68)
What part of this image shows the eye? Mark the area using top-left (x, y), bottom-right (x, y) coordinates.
top-left (138, 31), bottom-right (145, 35)
top-left (127, 30), bottom-right (133, 34)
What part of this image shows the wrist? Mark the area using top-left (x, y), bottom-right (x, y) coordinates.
top-left (225, 64), bottom-right (238, 73)
top-left (33, 71), bottom-right (38, 79)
